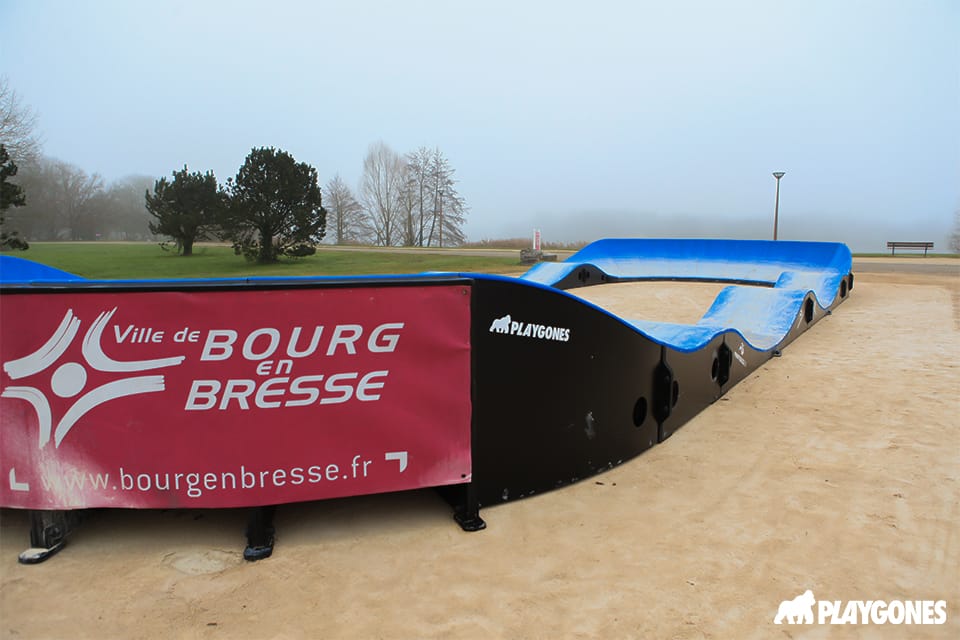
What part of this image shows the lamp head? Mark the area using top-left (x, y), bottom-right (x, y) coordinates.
top-left (772, 171), bottom-right (785, 179)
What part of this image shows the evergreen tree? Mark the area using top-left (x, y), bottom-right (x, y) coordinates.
top-left (146, 166), bottom-right (223, 256)
top-left (0, 144), bottom-right (28, 250)
top-left (223, 147), bottom-right (326, 263)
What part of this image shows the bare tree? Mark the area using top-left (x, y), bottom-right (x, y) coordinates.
top-left (402, 147), bottom-right (433, 247)
top-left (69, 175), bottom-right (158, 241)
top-left (10, 157), bottom-right (104, 240)
top-left (398, 161), bottom-right (418, 246)
top-left (0, 77), bottom-right (42, 165)
top-left (951, 209), bottom-right (960, 254)
top-left (425, 149), bottom-right (467, 247)
top-left (324, 174), bottom-right (367, 244)
top-left (102, 175), bottom-right (157, 240)
top-left (53, 159), bottom-right (104, 240)
top-left (359, 141), bottom-right (404, 246)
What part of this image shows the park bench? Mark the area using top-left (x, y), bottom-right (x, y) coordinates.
top-left (886, 241), bottom-right (934, 256)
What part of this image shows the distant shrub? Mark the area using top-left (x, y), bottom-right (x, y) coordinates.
top-left (462, 237), bottom-right (589, 251)
top-left (288, 244), bottom-right (317, 257)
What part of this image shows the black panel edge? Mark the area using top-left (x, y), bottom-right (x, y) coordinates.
top-left (0, 274), bottom-right (473, 294)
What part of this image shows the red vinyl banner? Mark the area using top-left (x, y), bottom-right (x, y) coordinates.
top-left (0, 284), bottom-right (473, 509)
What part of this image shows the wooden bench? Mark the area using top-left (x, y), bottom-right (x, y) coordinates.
top-left (886, 241), bottom-right (934, 256)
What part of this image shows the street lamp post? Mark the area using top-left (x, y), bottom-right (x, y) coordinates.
top-left (772, 171), bottom-right (785, 241)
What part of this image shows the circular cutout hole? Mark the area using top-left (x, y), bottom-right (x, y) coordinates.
top-left (632, 397), bottom-right (648, 426)
top-left (671, 380), bottom-right (680, 407)
top-left (711, 356), bottom-right (720, 381)
top-left (804, 298), bottom-right (814, 323)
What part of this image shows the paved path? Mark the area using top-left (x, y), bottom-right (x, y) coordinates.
top-left (315, 245), bottom-right (573, 260)
top-left (316, 245), bottom-right (958, 276)
top-left (852, 257), bottom-right (959, 276)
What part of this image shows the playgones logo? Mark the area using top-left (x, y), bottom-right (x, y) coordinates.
top-left (488, 314), bottom-right (570, 342)
top-left (774, 590), bottom-right (947, 625)
top-left (774, 590), bottom-right (816, 624)
top-left (1, 308), bottom-right (184, 448)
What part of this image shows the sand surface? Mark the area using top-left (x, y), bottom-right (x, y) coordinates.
top-left (1, 263), bottom-right (958, 639)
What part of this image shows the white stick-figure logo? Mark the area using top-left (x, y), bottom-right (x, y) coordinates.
top-left (1, 308), bottom-right (185, 448)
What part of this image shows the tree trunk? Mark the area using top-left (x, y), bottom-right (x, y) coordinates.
top-left (259, 232), bottom-right (274, 263)
top-left (182, 238), bottom-right (194, 256)
top-left (438, 192), bottom-right (444, 248)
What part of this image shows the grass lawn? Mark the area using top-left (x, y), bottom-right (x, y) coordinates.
top-left (7, 243), bottom-right (523, 280)
top-left (8, 243), bottom-right (953, 282)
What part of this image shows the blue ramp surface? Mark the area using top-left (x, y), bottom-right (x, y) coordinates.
top-left (0, 256), bottom-right (84, 284)
top-left (521, 238), bottom-right (852, 352)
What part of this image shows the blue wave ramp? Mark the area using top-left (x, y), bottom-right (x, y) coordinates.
top-left (521, 238), bottom-right (853, 352)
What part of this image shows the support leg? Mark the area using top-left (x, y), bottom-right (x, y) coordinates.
top-left (451, 484), bottom-right (486, 532)
top-left (243, 505), bottom-right (276, 561)
top-left (18, 510), bottom-right (74, 564)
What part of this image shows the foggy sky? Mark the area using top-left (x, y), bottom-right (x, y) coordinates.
top-left (1, 0), bottom-right (957, 252)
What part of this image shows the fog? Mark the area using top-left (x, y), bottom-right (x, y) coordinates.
top-left (1, 0), bottom-right (957, 253)
top-left (517, 209), bottom-right (950, 254)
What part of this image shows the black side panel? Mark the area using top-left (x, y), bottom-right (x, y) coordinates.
top-left (471, 279), bottom-right (661, 506)
top-left (659, 335), bottom-right (727, 441)
top-left (548, 263), bottom-right (617, 290)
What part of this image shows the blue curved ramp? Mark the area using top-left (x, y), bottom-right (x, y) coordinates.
top-left (521, 238), bottom-right (852, 352)
top-left (0, 255), bottom-right (84, 283)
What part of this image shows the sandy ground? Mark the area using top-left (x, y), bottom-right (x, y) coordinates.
top-left (1, 262), bottom-right (958, 639)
